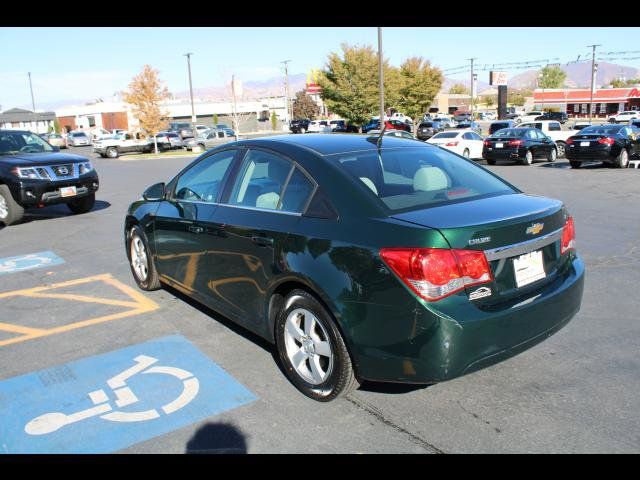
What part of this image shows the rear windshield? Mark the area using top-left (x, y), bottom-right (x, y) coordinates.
top-left (72, 132), bottom-right (88, 137)
top-left (431, 132), bottom-right (458, 139)
top-left (420, 122), bottom-right (433, 127)
top-left (491, 128), bottom-right (526, 138)
top-left (580, 125), bottom-right (624, 135)
top-left (330, 146), bottom-right (515, 212)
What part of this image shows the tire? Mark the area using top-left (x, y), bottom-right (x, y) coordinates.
top-left (106, 147), bottom-right (119, 158)
top-left (615, 148), bottom-right (629, 168)
top-left (486, 158), bottom-right (496, 165)
top-left (300, 128), bottom-right (306, 134)
top-left (555, 141), bottom-right (566, 158)
top-left (570, 160), bottom-right (581, 169)
top-left (0, 184), bottom-right (24, 226)
top-left (521, 149), bottom-right (533, 165)
top-left (275, 289), bottom-right (360, 402)
top-left (463, 148), bottom-right (470, 158)
top-left (127, 225), bottom-right (161, 291)
top-left (67, 192), bottom-right (95, 214)
top-left (547, 147), bottom-right (557, 162)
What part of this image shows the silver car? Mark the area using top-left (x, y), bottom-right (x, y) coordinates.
top-left (67, 131), bottom-right (91, 146)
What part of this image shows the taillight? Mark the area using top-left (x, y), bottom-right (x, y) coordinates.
top-left (508, 139), bottom-right (523, 146)
top-left (566, 138), bottom-right (574, 145)
top-left (597, 137), bottom-right (615, 145)
top-left (483, 140), bottom-right (490, 146)
top-left (561, 216), bottom-right (576, 255)
top-left (380, 248), bottom-right (493, 301)
top-left (445, 141), bottom-right (459, 146)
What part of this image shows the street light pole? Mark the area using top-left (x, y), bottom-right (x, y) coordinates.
top-left (468, 58), bottom-right (476, 119)
top-left (588, 44), bottom-right (601, 124)
top-left (281, 60), bottom-right (291, 126)
top-left (378, 27), bottom-right (385, 134)
top-left (28, 72), bottom-right (35, 111)
top-left (184, 53), bottom-right (196, 138)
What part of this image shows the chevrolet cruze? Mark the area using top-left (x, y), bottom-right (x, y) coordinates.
top-left (125, 134), bottom-right (584, 401)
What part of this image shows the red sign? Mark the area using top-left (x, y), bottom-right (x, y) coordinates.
top-left (629, 88), bottom-right (640, 97)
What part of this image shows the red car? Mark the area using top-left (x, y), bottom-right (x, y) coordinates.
top-left (384, 119), bottom-right (412, 132)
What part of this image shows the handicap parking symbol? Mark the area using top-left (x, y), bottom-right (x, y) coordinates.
top-left (0, 251), bottom-right (64, 275)
top-left (0, 335), bottom-right (257, 453)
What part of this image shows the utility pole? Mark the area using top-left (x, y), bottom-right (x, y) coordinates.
top-left (281, 60), bottom-right (291, 126)
top-left (184, 53), bottom-right (196, 138)
top-left (378, 27), bottom-right (385, 134)
top-left (468, 58), bottom-right (476, 119)
top-left (28, 72), bottom-right (35, 111)
top-left (231, 73), bottom-right (239, 137)
top-left (588, 44), bottom-right (601, 124)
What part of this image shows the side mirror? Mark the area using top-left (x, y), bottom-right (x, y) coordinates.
top-left (143, 182), bottom-right (165, 201)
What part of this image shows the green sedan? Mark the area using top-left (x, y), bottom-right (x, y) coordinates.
top-left (124, 134), bottom-right (584, 401)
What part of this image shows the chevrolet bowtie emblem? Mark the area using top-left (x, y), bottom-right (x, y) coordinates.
top-left (526, 223), bottom-right (544, 235)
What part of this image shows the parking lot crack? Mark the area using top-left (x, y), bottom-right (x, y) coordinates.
top-left (346, 395), bottom-right (446, 453)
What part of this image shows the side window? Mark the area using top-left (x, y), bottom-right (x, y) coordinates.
top-left (174, 149), bottom-right (236, 203)
top-left (217, 131), bottom-right (224, 138)
top-left (527, 130), bottom-right (537, 140)
top-left (462, 133), bottom-right (472, 140)
top-left (229, 150), bottom-right (293, 210)
top-left (280, 168), bottom-right (315, 213)
top-left (549, 122), bottom-right (561, 131)
top-left (471, 132), bottom-right (483, 141)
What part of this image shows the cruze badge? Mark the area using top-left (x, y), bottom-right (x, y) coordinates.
top-left (469, 286), bottom-right (492, 301)
top-left (526, 223), bottom-right (544, 235)
top-left (468, 236), bottom-right (491, 246)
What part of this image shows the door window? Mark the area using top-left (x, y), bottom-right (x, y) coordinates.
top-left (174, 149), bottom-right (236, 203)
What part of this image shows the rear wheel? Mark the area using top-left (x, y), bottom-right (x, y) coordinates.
top-left (106, 147), bottom-right (119, 158)
top-left (462, 148), bottom-right (470, 158)
top-left (67, 192), bottom-right (95, 214)
top-left (570, 160), bottom-right (581, 169)
top-left (300, 127), bottom-right (306, 134)
top-left (615, 148), bottom-right (629, 168)
top-left (127, 225), bottom-right (160, 291)
top-left (275, 289), bottom-right (360, 402)
top-left (521, 149), bottom-right (533, 165)
top-left (555, 141), bottom-right (566, 158)
top-left (0, 185), bottom-right (24, 226)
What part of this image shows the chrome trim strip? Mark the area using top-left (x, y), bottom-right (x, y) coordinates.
top-left (484, 227), bottom-right (563, 261)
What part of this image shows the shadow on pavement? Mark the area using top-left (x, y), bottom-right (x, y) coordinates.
top-left (20, 200), bottom-right (111, 223)
top-left (186, 422), bottom-right (247, 454)
top-left (357, 381), bottom-right (430, 395)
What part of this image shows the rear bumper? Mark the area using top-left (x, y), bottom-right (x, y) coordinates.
top-left (483, 147), bottom-right (525, 159)
top-left (352, 255), bottom-right (585, 384)
top-left (565, 145), bottom-right (616, 162)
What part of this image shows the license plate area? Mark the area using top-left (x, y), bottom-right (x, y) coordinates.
top-left (513, 250), bottom-right (546, 288)
top-left (60, 186), bottom-right (77, 198)
top-left (580, 141), bottom-right (590, 147)
top-left (495, 142), bottom-right (504, 148)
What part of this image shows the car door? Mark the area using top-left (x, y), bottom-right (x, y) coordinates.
top-left (468, 131), bottom-right (484, 158)
top-left (200, 147), bottom-right (316, 333)
top-left (534, 129), bottom-right (553, 157)
top-left (153, 148), bottom-right (240, 296)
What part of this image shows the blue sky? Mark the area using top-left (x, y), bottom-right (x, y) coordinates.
top-left (2, 27), bottom-right (640, 110)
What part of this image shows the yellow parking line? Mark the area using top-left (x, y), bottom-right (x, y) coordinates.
top-left (0, 273), bottom-right (159, 348)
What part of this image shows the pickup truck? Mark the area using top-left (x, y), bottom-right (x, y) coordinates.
top-left (514, 111), bottom-right (544, 124)
top-left (516, 120), bottom-right (573, 158)
top-left (93, 133), bottom-right (153, 158)
top-left (185, 129), bottom-right (236, 151)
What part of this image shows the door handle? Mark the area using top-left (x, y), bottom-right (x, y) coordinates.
top-left (251, 236), bottom-right (274, 247)
top-left (188, 225), bottom-right (204, 234)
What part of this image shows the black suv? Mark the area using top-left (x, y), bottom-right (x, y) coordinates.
top-left (289, 119), bottom-right (311, 134)
top-left (416, 120), bottom-right (445, 140)
top-left (0, 130), bottom-right (99, 226)
top-left (535, 112), bottom-right (568, 124)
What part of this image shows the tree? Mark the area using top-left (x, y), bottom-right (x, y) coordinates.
top-left (270, 111), bottom-right (277, 131)
top-left (449, 83), bottom-right (469, 95)
top-left (292, 90), bottom-right (320, 120)
top-left (539, 66), bottom-right (567, 89)
top-left (396, 57), bottom-right (443, 125)
top-left (483, 95), bottom-right (495, 109)
top-left (122, 65), bottom-right (170, 154)
top-left (318, 43), bottom-right (382, 131)
top-left (507, 88), bottom-right (531, 107)
top-left (53, 118), bottom-right (61, 134)
top-left (213, 113), bottom-right (219, 125)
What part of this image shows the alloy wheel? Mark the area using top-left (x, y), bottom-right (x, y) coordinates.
top-left (130, 233), bottom-right (149, 282)
top-left (283, 308), bottom-right (334, 385)
top-left (0, 194), bottom-right (8, 219)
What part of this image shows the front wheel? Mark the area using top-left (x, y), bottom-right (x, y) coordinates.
top-left (462, 148), bottom-right (470, 158)
top-left (106, 147), bottom-right (119, 158)
top-left (555, 142), bottom-right (566, 158)
top-left (275, 289), bottom-right (360, 402)
top-left (67, 192), bottom-right (95, 214)
top-left (0, 185), bottom-right (24, 226)
top-left (300, 127), bottom-right (306, 134)
top-left (127, 225), bottom-right (161, 291)
top-left (615, 148), bottom-right (629, 168)
top-left (547, 147), bottom-right (557, 162)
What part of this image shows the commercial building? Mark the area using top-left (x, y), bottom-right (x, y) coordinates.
top-left (0, 108), bottom-right (56, 134)
top-left (532, 87), bottom-right (640, 117)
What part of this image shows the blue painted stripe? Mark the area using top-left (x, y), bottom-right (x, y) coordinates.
top-left (0, 251), bottom-right (65, 275)
top-left (0, 335), bottom-right (257, 453)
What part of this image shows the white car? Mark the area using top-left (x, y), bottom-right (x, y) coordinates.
top-left (609, 111), bottom-right (640, 124)
top-left (307, 120), bottom-right (332, 133)
top-left (426, 129), bottom-right (484, 159)
top-left (515, 111), bottom-right (544, 124)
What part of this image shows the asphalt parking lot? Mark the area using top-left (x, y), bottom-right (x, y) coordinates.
top-left (0, 143), bottom-right (639, 453)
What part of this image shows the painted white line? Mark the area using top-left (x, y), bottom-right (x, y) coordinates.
top-left (144, 365), bottom-right (193, 380)
top-left (107, 355), bottom-right (157, 389)
top-left (89, 389), bottom-right (109, 404)
top-left (113, 387), bottom-right (139, 408)
top-left (161, 378), bottom-right (200, 415)
top-left (25, 403), bottom-right (113, 435)
top-left (100, 409), bottom-right (160, 422)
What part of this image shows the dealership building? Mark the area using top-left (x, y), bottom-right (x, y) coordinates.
top-left (532, 87), bottom-right (640, 117)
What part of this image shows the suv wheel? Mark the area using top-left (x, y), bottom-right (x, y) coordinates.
top-left (67, 193), bottom-right (95, 214)
top-left (106, 147), bottom-right (119, 158)
top-left (0, 185), bottom-right (24, 226)
top-left (275, 289), bottom-right (360, 402)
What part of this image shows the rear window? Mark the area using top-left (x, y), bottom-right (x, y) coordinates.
top-left (72, 132), bottom-right (87, 137)
top-left (431, 132), bottom-right (459, 139)
top-left (491, 129), bottom-right (526, 138)
top-left (330, 146), bottom-right (515, 212)
top-left (580, 125), bottom-right (623, 135)
top-left (490, 122), bottom-right (511, 132)
top-left (420, 122), bottom-right (433, 127)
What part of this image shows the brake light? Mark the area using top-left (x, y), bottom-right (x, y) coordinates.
top-left (561, 216), bottom-right (576, 255)
top-left (508, 139), bottom-right (523, 146)
top-left (566, 138), bottom-right (574, 145)
top-left (483, 140), bottom-right (491, 146)
top-left (445, 141), bottom-right (459, 146)
top-left (380, 248), bottom-right (493, 301)
top-left (597, 137), bottom-right (615, 145)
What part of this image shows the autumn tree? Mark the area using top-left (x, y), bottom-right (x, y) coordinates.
top-left (292, 90), bottom-right (320, 120)
top-left (483, 95), bottom-right (496, 109)
top-left (539, 66), bottom-right (567, 89)
top-left (122, 65), bottom-right (171, 153)
top-left (396, 57), bottom-right (443, 125)
top-left (449, 83), bottom-right (469, 95)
